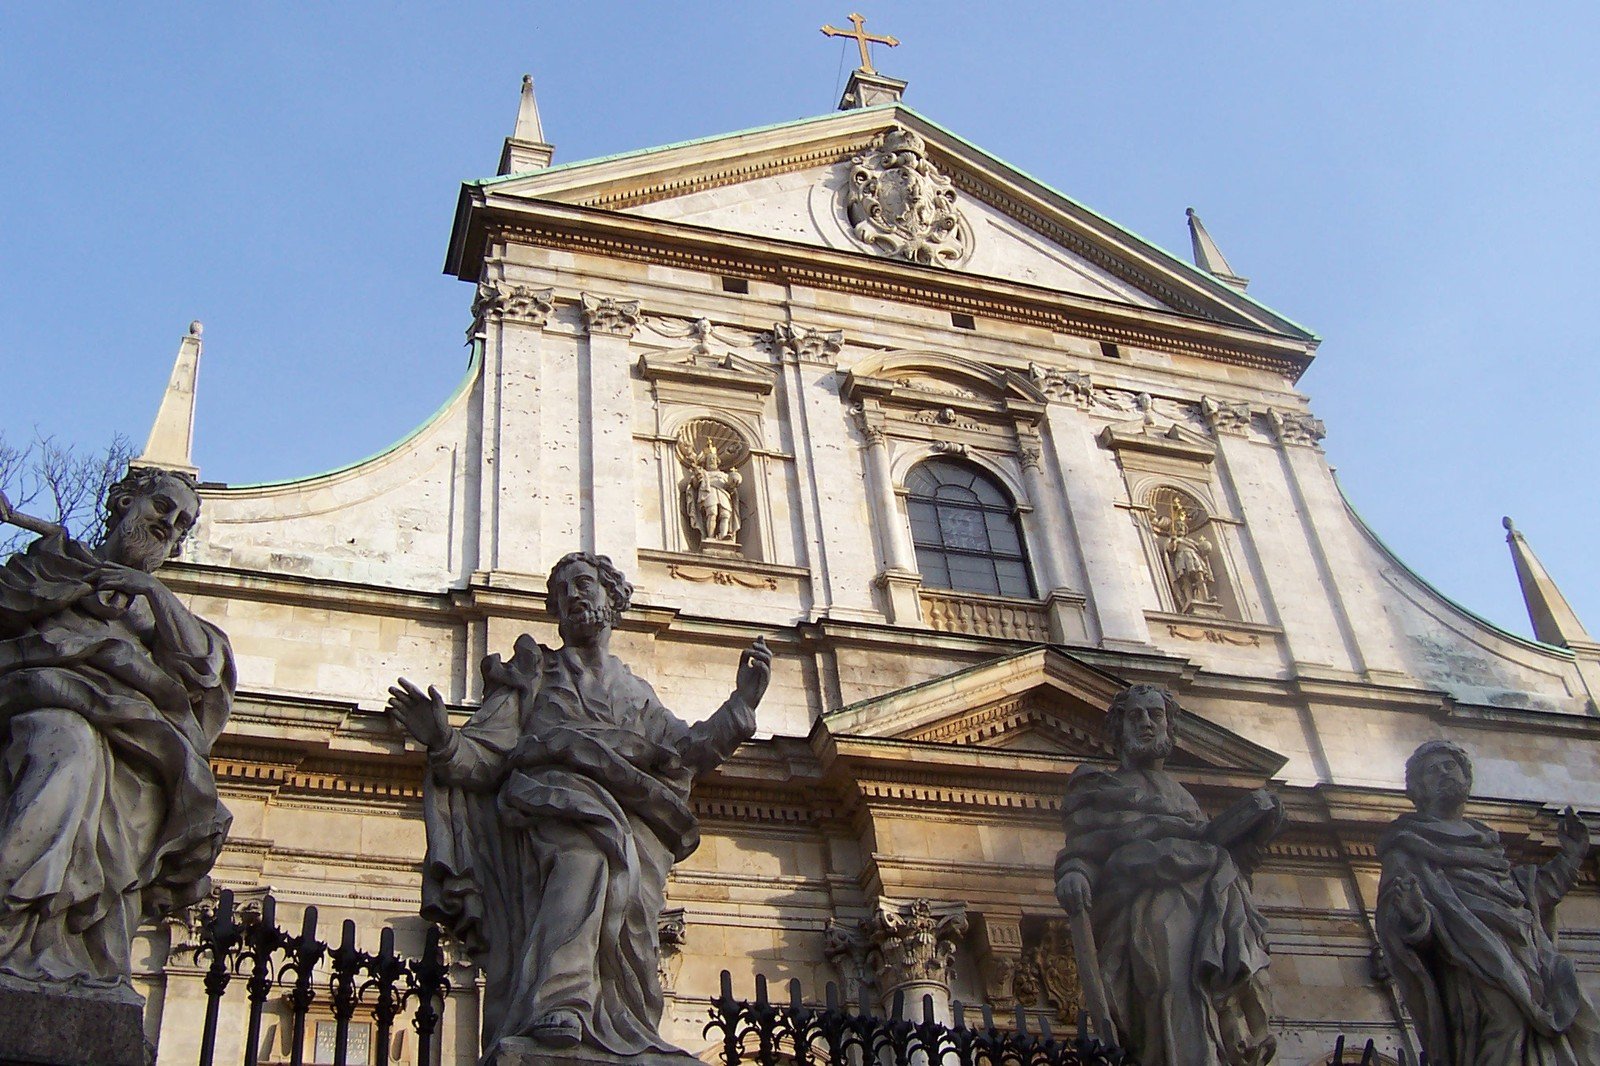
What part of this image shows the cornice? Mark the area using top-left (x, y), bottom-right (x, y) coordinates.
top-left (453, 200), bottom-right (1314, 379)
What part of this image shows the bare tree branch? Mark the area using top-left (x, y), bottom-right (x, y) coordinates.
top-left (0, 430), bottom-right (134, 555)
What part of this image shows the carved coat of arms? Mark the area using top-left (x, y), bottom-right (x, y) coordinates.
top-left (844, 127), bottom-right (971, 266)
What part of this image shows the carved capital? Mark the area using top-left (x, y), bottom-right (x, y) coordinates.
top-left (1016, 425), bottom-right (1045, 473)
top-left (1029, 363), bottom-right (1093, 407)
top-left (773, 323), bottom-right (844, 363)
top-left (1200, 396), bottom-right (1253, 436)
top-left (850, 401), bottom-right (888, 446)
top-left (823, 916), bottom-right (874, 1005)
top-left (971, 914), bottom-right (1023, 1009)
top-left (472, 280), bottom-right (555, 334)
top-left (864, 898), bottom-right (969, 991)
top-left (657, 908), bottom-right (687, 994)
top-left (580, 293), bottom-right (642, 337)
top-left (1268, 408), bottom-right (1326, 447)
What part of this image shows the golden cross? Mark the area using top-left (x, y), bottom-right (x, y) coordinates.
top-left (821, 13), bottom-right (900, 75)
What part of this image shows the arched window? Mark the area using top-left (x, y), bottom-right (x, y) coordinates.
top-left (905, 458), bottom-right (1034, 598)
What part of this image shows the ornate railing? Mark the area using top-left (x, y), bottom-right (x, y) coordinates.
top-left (191, 889), bottom-right (450, 1066)
top-left (920, 589), bottom-right (1051, 642)
top-left (703, 973), bottom-right (1415, 1066)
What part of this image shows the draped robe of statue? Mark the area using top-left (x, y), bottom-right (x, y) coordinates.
top-left (1056, 766), bottom-right (1276, 1066)
top-left (0, 533), bottom-right (234, 998)
top-left (1377, 813), bottom-right (1600, 1065)
top-left (421, 635), bottom-right (755, 1058)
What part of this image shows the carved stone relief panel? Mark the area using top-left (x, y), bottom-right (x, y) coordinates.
top-left (657, 908), bottom-right (686, 995)
top-left (1012, 919), bottom-right (1083, 1024)
top-left (843, 127), bottom-right (972, 267)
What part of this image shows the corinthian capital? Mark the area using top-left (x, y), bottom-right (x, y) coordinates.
top-left (772, 323), bottom-right (844, 363)
top-left (580, 293), bottom-right (642, 338)
top-left (864, 898), bottom-right (969, 990)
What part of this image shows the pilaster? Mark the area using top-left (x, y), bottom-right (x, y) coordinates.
top-left (854, 399), bottom-right (921, 624)
top-left (1042, 404), bottom-right (1152, 650)
top-left (1015, 420), bottom-right (1089, 643)
top-left (580, 294), bottom-right (642, 576)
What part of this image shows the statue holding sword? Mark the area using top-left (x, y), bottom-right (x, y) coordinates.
top-left (1054, 684), bottom-right (1282, 1066)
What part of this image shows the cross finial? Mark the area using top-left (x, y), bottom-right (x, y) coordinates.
top-left (821, 13), bottom-right (899, 75)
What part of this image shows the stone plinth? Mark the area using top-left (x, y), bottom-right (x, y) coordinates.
top-left (489, 1037), bottom-right (700, 1066)
top-left (0, 986), bottom-right (153, 1066)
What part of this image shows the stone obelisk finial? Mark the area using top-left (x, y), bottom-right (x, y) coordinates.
top-left (1186, 208), bottom-right (1250, 292)
top-left (1503, 516), bottom-right (1594, 648)
top-left (132, 320), bottom-right (203, 479)
top-left (498, 74), bottom-right (554, 175)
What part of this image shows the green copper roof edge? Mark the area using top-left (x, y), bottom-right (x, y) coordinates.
top-left (1336, 475), bottom-right (1570, 659)
top-left (892, 106), bottom-right (1320, 342)
top-left (473, 104), bottom-right (902, 187)
top-left (220, 340), bottom-right (483, 491)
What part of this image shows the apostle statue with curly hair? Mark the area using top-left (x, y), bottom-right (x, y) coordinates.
top-left (388, 551), bottom-right (771, 1063)
top-left (1054, 683), bottom-right (1282, 1066)
top-left (1377, 739), bottom-right (1600, 1065)
top-left (0, 466), bottom-right (234, 1005)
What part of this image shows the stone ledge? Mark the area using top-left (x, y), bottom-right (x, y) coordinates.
top-left (0, 986), bottom-right (153, 1066)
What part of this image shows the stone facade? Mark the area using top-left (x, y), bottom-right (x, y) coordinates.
top-left (126, 87), bottom-right (1600, 1066)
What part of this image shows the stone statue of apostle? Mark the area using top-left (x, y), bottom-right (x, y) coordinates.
top-left (1377, 739), bottom-right (1600, 1064)
top-left (387, 551), bottom-right (771, 1063)
top-left (0, 467), bottom-right (234, 1005)
top-left (1054, 683), bottom-right (1282, 1066)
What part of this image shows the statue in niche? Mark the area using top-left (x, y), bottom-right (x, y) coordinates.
top-left (1054, 684), bottom-right (1282, 1066)
top-left (0, 468), bottom-right (234, 1005)
top-left (1150, 491), bottom-right (1220, 616)
top-left (1377, 740), bottom-right (1600, 1065)
top-left (387, 552), bottom-right (770, 1062)
top-left (844, 127), bottom-right (970, 266)
top-left (676, 420), bottom-right (749, 553)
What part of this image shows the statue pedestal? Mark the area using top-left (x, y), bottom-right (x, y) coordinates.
top-left (0, 985), bottom-right (153, 1066)
top-left (489, 1038), bottom-right (699, 1066)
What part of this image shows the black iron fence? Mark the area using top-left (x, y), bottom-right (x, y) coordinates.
top-left (703, 972), bottom-right (1415, 1066)
top-left (191, 907), bottom-right (1415, 1066)
top-left (191, 889), bottom-right (450, 1066)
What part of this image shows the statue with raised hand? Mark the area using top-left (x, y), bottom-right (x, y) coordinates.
top-left (388, 551), bottom-right (770, 1063)
top-left (0, 468), bottom-right (234, 1005)
top-left (1377, 740), bottom-right (1600, 1064)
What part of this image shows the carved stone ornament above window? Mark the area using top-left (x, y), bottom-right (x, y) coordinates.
top-left (844, 127), bottom-right (972, 267)
top-left (1097, 395), bottom-right (1217, 464)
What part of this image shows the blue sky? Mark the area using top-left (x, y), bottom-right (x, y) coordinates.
top-left (3, 3), bottom-right (1597, 640)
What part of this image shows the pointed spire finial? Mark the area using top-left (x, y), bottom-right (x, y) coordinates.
top-left (498, 73), bottom-right (553, 175)
top-left (1504, 516), bottom-right (1593, 647)
top-left (132, 320), bottom-right (204, 479)
top-left (1186, 207), bottom-right (1250, 292)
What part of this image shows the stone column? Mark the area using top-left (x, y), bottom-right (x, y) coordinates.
top-left (580, 294), bottom-right (642, 577)
top-left (854, 399), bottom-right (922, 623)
top-left (1042, 404), bottom-right (1152, 650)
top-left (864, 899), bottom-right (969, 1024)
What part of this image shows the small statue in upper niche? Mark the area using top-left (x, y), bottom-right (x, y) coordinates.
top-left (676, 421), bottom-right (748, 550)
top-left (845, 127), bottom-right (970, 267)
top-left (1151, 494), bottom-right (1219, 615)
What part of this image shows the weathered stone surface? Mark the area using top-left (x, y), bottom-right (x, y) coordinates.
top-left (489, 1036), bottom-right (699, 1066)
top-left (0, 467), bottom-right (232, 1006)
top-left (388, 551), bottom-right (770, 1062)
top-left (1054, 684), bottom-right (1283, 1066)
top-left (0, 984), bottom-right (153, 1066)
top-left (1377, 740), bottom-right (1600, 1065)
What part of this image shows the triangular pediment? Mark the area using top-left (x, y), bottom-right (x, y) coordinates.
top-left (449, 105), bottom-right (1316, 363)
top-left (822, 646), bottom-right (1286, 778)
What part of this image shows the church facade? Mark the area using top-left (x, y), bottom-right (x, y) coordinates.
top-left (133, 68), bottom-right (1600, 1065)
